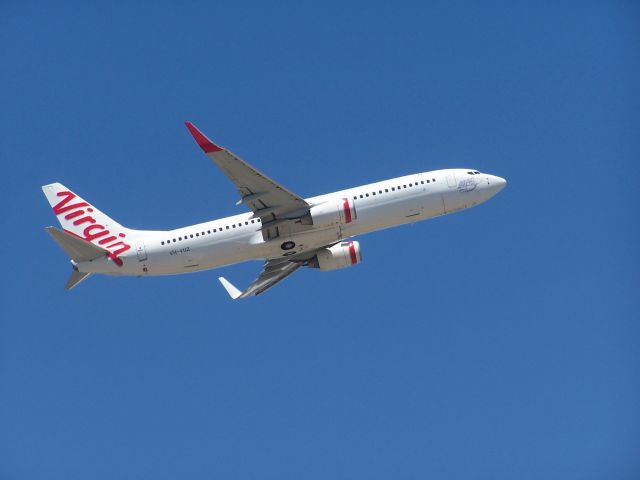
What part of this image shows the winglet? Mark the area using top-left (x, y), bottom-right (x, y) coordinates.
top-left (218, 277), bottom-right (243, 300)
top-left (185, 122), bottom-right (223, 153)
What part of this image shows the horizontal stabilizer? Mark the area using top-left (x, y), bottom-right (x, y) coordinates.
top-left (65, 270), bottom-right (92, 290)
top-left (45, 226), bottom-right (107, 262)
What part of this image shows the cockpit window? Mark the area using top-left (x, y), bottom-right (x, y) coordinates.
top-left (474, 171), bottom-right (480, 174)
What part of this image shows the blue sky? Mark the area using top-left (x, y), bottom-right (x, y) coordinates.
top-left (1, 2), bottom-right (639, 478)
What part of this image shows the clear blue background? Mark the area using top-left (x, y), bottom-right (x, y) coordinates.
top-left (1, 2), bottom-right (638, 478)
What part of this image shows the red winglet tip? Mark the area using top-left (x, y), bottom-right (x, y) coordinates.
top-left (185, 122), bottom-right (222, 153)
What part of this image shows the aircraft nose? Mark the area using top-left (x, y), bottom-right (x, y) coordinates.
top-left (486, 175), bottom-right (507, 195)
top-left (494, 176), bottom-right (507, 191)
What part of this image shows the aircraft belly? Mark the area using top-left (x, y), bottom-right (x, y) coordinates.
top-left (141, 234), bottom-right (260, 275)
top-left (262, 226), bottom-right (343, 260)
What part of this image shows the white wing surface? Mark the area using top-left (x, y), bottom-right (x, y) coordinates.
top-left (217, 246), bottom-right (330, 299)
top-left (218, 260), bottom-right (303, 299)
top-left (185, 122), bottom-right (310, 229)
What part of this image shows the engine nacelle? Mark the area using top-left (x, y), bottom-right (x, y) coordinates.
top-left (302, 197), bottom-right (357, 229)
top-left (308, 241), bottom-right (362, 271)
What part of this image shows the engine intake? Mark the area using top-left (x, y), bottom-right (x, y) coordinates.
top-left (308, 241), bottom-right (362, 271)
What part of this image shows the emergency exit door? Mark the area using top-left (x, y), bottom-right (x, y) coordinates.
top-left (136, 241), bottom-right (147, 262)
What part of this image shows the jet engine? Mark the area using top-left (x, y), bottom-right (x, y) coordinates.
top-left (301, 197), bottom-right (356, 228)
top-left (308, 241), bottom-right (362, 271)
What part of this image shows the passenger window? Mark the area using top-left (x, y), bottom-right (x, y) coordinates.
top-left (360, 194), bottom-right (363, 198)
top-left (366, 193), bottom-right (369, 197)
top-left (226, 226), bottom-right (229, 230)
top-left (385, 189), bottom-right (388, 192)
top-left (161, 241), bottom-right (164, 245)
top-left (196, 233), bottom-right (199, 237)
top-left (392, 187), bottom-right (395, 191)
top-left (190, 234), bottom-right (194, 238)
top-left (372, 192), bottom-right (376, 195)
top-left (379, 190), bottom-right (382, 194)
top-left (353, 196), bottom-right (357, 200)
top-left (251, 220), bottom-right (254, 224)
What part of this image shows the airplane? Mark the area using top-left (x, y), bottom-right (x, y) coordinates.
top-left (42, 122), bottom-right (506, 299)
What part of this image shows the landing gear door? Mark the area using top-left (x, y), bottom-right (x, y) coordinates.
top-left (136, 241), bottom-right (148, 262)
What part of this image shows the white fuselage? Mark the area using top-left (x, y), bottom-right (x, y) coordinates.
top-left (76, 169), bottom-right (505, 276)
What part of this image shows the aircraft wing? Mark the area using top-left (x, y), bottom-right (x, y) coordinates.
top-left (185, 122), bottom-right (309, 227)
top-left (218, 258), bottom-right (304, 299)
top-left (217, 245), bottom-right (330, 299)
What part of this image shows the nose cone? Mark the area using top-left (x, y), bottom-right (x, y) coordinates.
top-left (487, 175), bottom-right (507, 195)
top-left (494, 175), bottom-right (507, 192)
